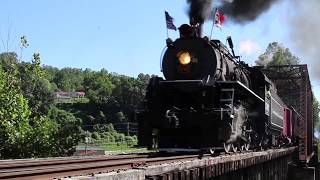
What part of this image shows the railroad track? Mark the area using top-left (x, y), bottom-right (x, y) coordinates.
top-left (0, 153), bottom-right (205, 180)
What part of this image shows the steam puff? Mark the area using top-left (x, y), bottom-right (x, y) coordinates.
top-left (218, 0), bottom-right (279, 23)
top-left (239, 40), bottom-right (261, 55)
top-left (290, 0), bottom-right (320, 78)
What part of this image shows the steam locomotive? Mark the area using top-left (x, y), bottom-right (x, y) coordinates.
top-left (137, 23), bottom-right (294, 153)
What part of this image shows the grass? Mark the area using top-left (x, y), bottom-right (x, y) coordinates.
top-left (103, 145), bottom-right (149, 154)
top-left (77, 143), bottom-right (150, 154)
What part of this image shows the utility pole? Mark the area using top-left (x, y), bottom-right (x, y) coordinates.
top-left (127, 122), bottom-right (130, 136)
top-left (85, 137), bottom-right (88, 156)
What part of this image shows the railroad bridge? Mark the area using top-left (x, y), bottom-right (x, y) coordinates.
top-left (0, 147), bottom-right (301, 180)
top-left (94, 148), bottom-right (298, 180)
top-left (2, 146), bottom-right (318, 180)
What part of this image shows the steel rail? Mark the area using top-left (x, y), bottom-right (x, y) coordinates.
top-left (0, 154), bottom-right (204, 180)
top-left (0, 154), bottom-right (147, 169)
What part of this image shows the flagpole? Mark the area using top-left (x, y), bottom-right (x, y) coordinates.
top-left (209, 20), bottom-right (214, 40)
top-left (210, 8), bottom-right (217, 40)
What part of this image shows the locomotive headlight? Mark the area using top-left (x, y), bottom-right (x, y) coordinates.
top-left (177, 51), bottom-right (191, 65)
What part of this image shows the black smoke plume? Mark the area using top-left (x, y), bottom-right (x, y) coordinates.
top-left (187, 0), bottom-right (280, 25)
top-left (217, 0), bottom-right (280, 23)
top-left (187, 0), bottom-right (213, 24)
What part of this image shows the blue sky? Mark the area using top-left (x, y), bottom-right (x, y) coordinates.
top-left (0, 0), bottom-right (319, 100)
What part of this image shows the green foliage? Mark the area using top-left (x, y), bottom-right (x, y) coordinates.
top-left (81, 123), bottom-right (138, 148)
top-left (18, 53), bottom-right (54, 116)
top-left (109, 73), bottom-right (149, 115)
top-left (313, 95), bottom-right (320, 134)
top-left (83, 69), bottom-right (114, 103)
top-left (0, 51), bottom-right (83, 158)
top-left (20, 36), bottom-right (29, 48)
top-left (0, 52), bottom-right (19, 73)
top-left (125, 136), bottom-right (137, 146)
top-left (53, 71), bottom-right (151, 129)
top-left (106, 123), bottom-right (116, 132)
top-left (91, 132), bottom-right (101, 140)
top-left (0, 64), bottom-right (33, 158)
top-left (27, 116), bottom-right (56, 157)
top-left (54, 97), bottom-right (89, 104)
top-left (0, 56), bottom-right (55, 158)
top-left (116, 111), bottom-right (126, 122)
top-left (104, 133), bottom-right (116, 143)
top-left (0, 38), bottom-right (151, 158)
top-left (255, 42), bottom-right (300, 66)
top-left (53, 68), bottom-right (84, 92)
top-left (47, 108), bottom-right (83, 156)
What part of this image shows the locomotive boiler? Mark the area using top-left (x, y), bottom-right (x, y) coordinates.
top-left (138, 23), bottom-right (287, 153)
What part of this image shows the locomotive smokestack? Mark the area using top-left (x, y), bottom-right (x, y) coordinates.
top-left (190, 18), bottom-right (202, 37)
top-left (187, 0), bottom-right (213, 36)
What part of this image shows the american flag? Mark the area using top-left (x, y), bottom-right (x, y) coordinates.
top-left (165, 11), bottom-right (177, 31)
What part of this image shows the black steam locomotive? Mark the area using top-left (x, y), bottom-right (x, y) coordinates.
top-left (138, 23), bottom-right (288, 153)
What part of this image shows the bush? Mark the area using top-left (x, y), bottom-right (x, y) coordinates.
top-left (87, 125), bottom-right (138, 148)
top-left (125, 136), bottom-right (136, 146)
top-left (106, 135), bottom-right (115, 143)
top-left (106, 123), bottom-right (116, 132)
top-left (115, 133), bottom-right (125, 143)
top-left (91, 132), bottom-right (100, 140)
top-left (100, 132), bottom-right (107, 139)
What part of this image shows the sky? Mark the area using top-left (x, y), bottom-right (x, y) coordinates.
top-left (0, 0), bottom-right (319, 100)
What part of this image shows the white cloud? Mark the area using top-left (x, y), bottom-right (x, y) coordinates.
top-left (239, 39), bottom-right (261, 55)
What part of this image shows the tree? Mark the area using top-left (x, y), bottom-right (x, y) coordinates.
top-left (255, 42), bottom-right (300, 66)
top-left (27, 116), bottom-right (56, 158)
top-left (53, 68), bottom-right (84, 92)
top-left (116, 111), bottom-right (127, 122)
top-left (18, 53), bottom-right (54, 116)
top-left (109, 74), bottom-right (148, 118)
top-left (0, 52), bottom-right (55, 116)
top-left (0, 52), bottom-right (19, 73)
top-left (47, 108), bottom-right (83, 156)
top-left (83, 69), bottom-right (114, 103)
top-left (0, 63), bottom-right (33, 158)
top-left (313, 95), bottom-right (320, 136)
top-left (0, 36), bottom-right (86, 158)
top-left (0, 54), bottom-right (57, 158)
top-left (42, 65), bottom-right (59, 91)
